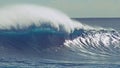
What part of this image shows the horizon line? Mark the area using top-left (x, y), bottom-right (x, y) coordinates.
top-left (71, 17), bottom-right (120, 19)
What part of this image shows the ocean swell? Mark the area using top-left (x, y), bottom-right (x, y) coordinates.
top-left (0, 5), bottom-right (120, 63)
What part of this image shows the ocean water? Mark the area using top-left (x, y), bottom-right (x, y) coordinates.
top-left (0, 5), bottom-right (120, 68)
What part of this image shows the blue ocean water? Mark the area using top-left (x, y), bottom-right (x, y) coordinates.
top-left (0, 5), bottom-right (120, 68)
top-left (74, 18), bottom-right (120, 32)
top-left (0, 18), bottom-right (119, 68)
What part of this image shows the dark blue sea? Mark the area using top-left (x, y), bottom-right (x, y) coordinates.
top-left (0, 18), bottom-right (120, 68)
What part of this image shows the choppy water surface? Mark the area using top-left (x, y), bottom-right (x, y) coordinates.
top-left (0, 5), bottom-right (120, 67)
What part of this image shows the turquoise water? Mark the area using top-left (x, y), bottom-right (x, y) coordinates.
top-left (0, 18), bottom-right (120, 68)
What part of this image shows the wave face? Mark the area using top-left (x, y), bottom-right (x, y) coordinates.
top-left (0, 5), bottom-right (120, 65)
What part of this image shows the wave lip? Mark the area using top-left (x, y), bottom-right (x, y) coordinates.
top-left (0, 5), bottom-right (86, 34)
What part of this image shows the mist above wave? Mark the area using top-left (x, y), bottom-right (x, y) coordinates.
top-left (0, 5), bottom-right (81, 33)
top-left (0, 5), bottom-right (109, 34)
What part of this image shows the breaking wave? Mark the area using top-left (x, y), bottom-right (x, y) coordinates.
top-left (0, 5), bottom-right (120, 64)
top-left (64, 30), bottom-right (120, 57)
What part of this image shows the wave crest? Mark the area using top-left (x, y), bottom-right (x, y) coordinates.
top-left (0, 5), bottom-right (86, 33)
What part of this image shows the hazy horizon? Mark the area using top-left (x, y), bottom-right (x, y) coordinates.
top-left (0, 0), bottom-right (120, 18)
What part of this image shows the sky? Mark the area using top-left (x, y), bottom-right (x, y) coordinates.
top-left (0, 0), bottom-right (120, 18)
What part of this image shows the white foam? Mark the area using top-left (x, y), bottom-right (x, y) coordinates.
top-left (64, 30), bottom-right (120, 57)
top-left (0, 5), bottom-right (113, 33)
top-left (0, 5), bottom-right (82, 33)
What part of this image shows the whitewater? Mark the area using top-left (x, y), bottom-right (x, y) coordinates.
top-left (0, 5), bottom-right (120, 67)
